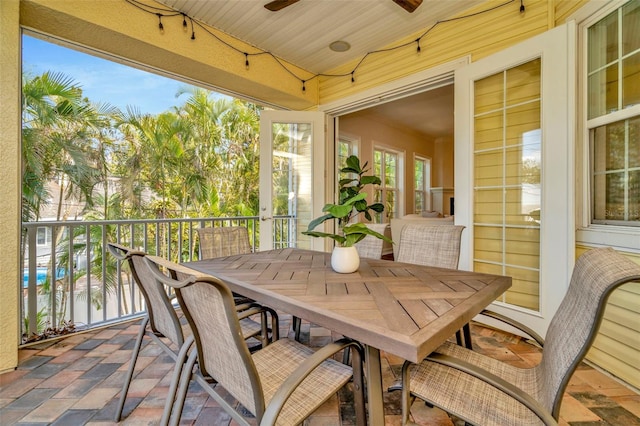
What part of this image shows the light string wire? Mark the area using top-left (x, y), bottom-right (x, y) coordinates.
top-left (124, 0), bottom-right (524, 92)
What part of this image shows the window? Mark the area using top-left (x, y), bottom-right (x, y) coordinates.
top-left (36, 227), bottom-right (49, 246)
top-left (373, 147), bottom-right (402, 222)
top-left (414, 156), bottom-right (431, 213)
top-left (337, 135), bottom-right (358, 182)
top-left (587, 0), bottom-right (640, 226)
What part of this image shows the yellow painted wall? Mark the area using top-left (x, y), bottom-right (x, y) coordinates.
top-left (0, 0), bottom-right (21, 373)
top-left (576, 246), bottom-right (640, 390)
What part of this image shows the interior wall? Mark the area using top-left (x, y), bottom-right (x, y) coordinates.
top-left (339, 112), bottom-right (456, 217)
top-left (433, 136), bottom-right (454, 188)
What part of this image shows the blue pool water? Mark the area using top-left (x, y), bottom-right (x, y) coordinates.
top-left (23, 268), bottom-right (65, 288)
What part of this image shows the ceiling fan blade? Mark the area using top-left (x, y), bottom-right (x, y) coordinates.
top-left (393, 0), bottom-right (423, 13)
top-left (264, 0), bottom-right (300, 12)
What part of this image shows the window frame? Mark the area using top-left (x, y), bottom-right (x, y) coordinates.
top-left (576, 0), bottom-right (640, 250)
top-left (373, 144), bottom-right (404, 222)
top-left (413, 155), bottom-right (431, 213)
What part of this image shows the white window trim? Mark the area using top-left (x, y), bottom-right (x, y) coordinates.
top-left (373, 143), bottom-right (405, 219)
top-left (413, 154), bottom-right (432, 213)
top-left (336, 131), bottom-right (361, 159)
top-left (575, 0), bottom-right (640, 253)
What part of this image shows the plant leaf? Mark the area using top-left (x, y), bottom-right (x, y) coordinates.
top-left (326, 203), bottom-right (353, 218)
top-left (369, 203), bottom-right (385, 212)
top-left (307, 213), bottom-right (333, 230)
top-left (360, 175), bottom-right (381, 185)
top-left (345, 155), bottom-right (360, 171)
top-left (302, 231), bottom-right (347, 245)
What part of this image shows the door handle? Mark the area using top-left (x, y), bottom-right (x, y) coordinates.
top-left (261, 216), bottom-right (272, 221)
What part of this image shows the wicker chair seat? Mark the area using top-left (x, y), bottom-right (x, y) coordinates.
top-left (253, 338), bottom-right (353, 426)
top-left (409, 341), bottom-right (542, 426)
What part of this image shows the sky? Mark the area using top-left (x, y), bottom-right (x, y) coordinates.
top-left (22, 35), bottom-right (204, 115)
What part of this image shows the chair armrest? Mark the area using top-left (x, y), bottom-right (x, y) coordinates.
top-left (107, 242), bottom-right (146, 260)
top-left (261, 338), bottom-right (362, 424)
top-left (479, 309), bottom-right (544, 347)
top-left (419, 353), bottom-right (557, 425)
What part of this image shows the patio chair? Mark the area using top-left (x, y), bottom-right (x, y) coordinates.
top-left (107, 243), bottom-right (193, 422)
top-left (354, 223), bottom-right (389, 259)
top-left (144, 254), bottom-right (367, 426)
top-left (197, 225), bottom-right (255, 305)
top-left (395, 224), bottom-right (472, 348)
top-left (107, 243), bottom-right (272, 424)
top-left (400, 247), bottom-right (640, 426)
top-left (197, 226), bottom-right (252, 259)
top-left (396, 224), bottom-right (465, 269)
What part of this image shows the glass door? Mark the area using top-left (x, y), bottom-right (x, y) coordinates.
top-left (259, 111), bottom-right (326, 251)
top-left (455, 23), bottom-right (575, 336)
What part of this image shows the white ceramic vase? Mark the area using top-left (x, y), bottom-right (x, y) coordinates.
top-left (331, 246), bottom-right (360, 273)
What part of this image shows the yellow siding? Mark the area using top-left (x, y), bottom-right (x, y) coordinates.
top-left (577, 246), bottom-right (640, 390)
top-left (555, 0), bottom-right (591, 24)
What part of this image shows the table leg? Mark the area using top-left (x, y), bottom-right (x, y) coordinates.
top-left (364, 345), bottom-right (384, 426)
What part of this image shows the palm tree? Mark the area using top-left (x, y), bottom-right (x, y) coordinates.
top-left (22, 71), bottom-right (118, 330)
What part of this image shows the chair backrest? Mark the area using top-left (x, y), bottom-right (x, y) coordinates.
top-left (144, 255), bottom-right (265, 416)
top-left (197, 226), bottom-right (252, 259)
top-left (396, 224), bottom-right (465, 269)
top-left (538, 247), bottom-right (640, 418)
top-left (107, 243), bottom-right (184, 346)
top-left (354, 223), bottom-right (388, 259)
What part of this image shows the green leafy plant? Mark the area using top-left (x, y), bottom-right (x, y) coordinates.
top-left (303, 155), bottom-right (393, 247)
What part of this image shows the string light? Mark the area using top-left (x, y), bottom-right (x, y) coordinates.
top-left (125, 0), bottom-right (523, 93)
top-left (157, 13), bottom-right (164, 31)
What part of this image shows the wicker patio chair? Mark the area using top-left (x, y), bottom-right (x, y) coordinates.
top-left (107, 243), bottom-right (272, 423)
top-left (396, 224), bottom-right (465, 269)
top-left (400, 247), bottom-right (640, 426)
top-left (354, 223), bottom-right (389, 259)
top-left (197, 225), bottom-right (255, 305)
top-left (197, 226), bottom-right (252, 259)
top-left (395, 224), bottom-right (472, 347)
top-left (144, 254), bottom-right (367, 426)
top-left (107, 243), bottom-right (194, 422)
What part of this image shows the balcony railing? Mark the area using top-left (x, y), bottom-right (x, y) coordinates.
top-left (20, 215), bottom-right (296, 345)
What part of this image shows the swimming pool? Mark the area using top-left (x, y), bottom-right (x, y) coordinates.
top-left (23, 267), bottom-right (65, 288)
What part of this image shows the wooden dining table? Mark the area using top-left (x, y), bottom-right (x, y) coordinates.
top-left (183, 248), bottom-right (511, 425)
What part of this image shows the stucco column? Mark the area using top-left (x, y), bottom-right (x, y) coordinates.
top-left (0, 0), bottom-right (21, 372)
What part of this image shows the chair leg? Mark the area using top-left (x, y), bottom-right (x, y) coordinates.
top-left (115, 316), bottom-right (148, 422)
top-left (455, 329), bottom-right (464, 346)
top-left (293, 316), bottom-right (302, 341)
top-left (167, 348), bottom-right (198, 426)
top-left (342, 347), bottom-right (351, 365)
top-left (462, 323), bottom-right (473, 350)
top-left (160, 336), bottom-right (194, 426)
